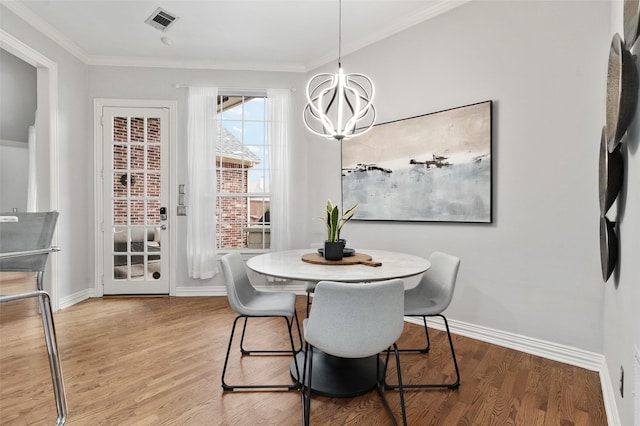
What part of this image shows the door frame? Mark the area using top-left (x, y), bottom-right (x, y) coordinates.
top-left (94, 99), bottom-right (177, 297)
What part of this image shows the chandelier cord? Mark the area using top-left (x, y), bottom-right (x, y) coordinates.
top-left (338, 0), bottom-right (342, 67)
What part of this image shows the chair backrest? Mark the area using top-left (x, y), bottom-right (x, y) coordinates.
top-left (220, 252), bottom-right (258, 315)
top-left (0, 212), bottom-right (59, 272)
top-left (417, 251), bottom-right (461, 311)
top-left (304, 279), bottom-right (405, 358)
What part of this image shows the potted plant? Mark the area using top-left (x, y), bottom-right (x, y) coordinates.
top-left (322, 199), bottom-right (358, 260)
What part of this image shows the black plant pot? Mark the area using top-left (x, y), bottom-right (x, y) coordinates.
top-left (324, 241), bottom-right (343, 261)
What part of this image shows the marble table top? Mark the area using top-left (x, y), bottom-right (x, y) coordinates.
top-left (246, 248), bottom-right (430, 283)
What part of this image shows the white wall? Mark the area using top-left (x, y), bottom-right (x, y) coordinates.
top-left (605, 2), bottom-right (639, 424)
top-left (0, 5), bottom-right (91, 298)
top-left (305, 0), bottom-right (609, 353)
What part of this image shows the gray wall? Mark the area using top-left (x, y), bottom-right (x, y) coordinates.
top-left (1, 5), bottom-right (91, 298)
top-left (0, 48), bottom-right (36, 212)
top-left (0, 48), bottom-right (36, 142)
top-left (306, 0), bottom-right (608, 353)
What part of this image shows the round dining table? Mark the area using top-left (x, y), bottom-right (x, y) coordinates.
top-left (246, 248), bottom-right (430, 397)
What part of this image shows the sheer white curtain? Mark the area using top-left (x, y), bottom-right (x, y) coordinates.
top-left (266, 89), bottom-right (292, 251)
top-left (186, 87), bottom-right (218, 279)
top-left (26, 124), bottom-right (37, 212)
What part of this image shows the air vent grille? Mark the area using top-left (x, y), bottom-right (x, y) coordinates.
top-left (145, 7), bottom-right (179, 32)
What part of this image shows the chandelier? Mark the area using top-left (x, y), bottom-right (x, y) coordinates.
top-left (303, 0), bottom-right (376, 141)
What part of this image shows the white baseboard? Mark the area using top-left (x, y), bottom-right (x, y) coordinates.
top-left (174, 286), bottom-right (226, 297)
top-left (404, 316), bottom-right (619, 425)
top-left (599, 358), bottom-right (622, 426)
top-left (59, 288), bottom-right (93, 310)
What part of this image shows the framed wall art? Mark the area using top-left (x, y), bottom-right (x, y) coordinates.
top-left (342, 100), bottom-right (493, 223)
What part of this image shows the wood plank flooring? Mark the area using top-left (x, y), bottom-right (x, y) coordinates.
top-left (0, 275), bottom-right (607, 425)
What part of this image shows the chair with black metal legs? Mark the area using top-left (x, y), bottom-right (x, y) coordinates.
top-left (385, 251), bottom-right (461, 390)
top-left (301, 279), bottom-right (407, 426)
top-left (0, 212), bottom-right (67, 425)
top-left (220, 252), bottom-right (302, 391)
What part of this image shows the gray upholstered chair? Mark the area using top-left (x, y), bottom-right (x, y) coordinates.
top-left (302, 279), bottom-right (407, 426)
top-left (387, 251), bottom-right (461, 390)
top-left (220, 252), bottom-right (302, 391)
top-left (0, 212), bottom-right (67, 425)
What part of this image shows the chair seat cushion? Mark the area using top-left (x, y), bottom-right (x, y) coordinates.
top-left (404, 297), bottom-right (443, 316)
top-left (243, 290), bottom-right (297, 317)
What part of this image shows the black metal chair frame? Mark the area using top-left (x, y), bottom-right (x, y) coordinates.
top-left (385, 313), bottom-right (460, 390)
top-left (302, 342), bottom-right (407, 425)
top-left (305, 287), bottom-right (313, 317)
top-left (221, 311), bottom-right (303, 391)
top-left (0, 247), bottom-right (67, 426)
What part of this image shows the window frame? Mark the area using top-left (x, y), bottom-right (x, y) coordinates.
top-left (214, 93), bottom-right (271, 254)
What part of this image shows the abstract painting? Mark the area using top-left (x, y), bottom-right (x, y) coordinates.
top-left (342, 100), bottom-right (492, 222)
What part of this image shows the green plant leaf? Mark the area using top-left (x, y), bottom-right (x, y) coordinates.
top-left (320, 200), bottom-right (358, 242)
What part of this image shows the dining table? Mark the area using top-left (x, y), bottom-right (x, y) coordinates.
top-left (246, 248), bottom-right (430, 397)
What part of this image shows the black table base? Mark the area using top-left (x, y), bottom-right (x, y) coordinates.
top-left (290, 350), bottom-right (384, 398)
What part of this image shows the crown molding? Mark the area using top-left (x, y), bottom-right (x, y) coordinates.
top-left (3, 0), bottom-right (470, 73)
top-left (2, 0), bottom-right (90, 64)
top-left (85, 55), bottom-right (307, 72)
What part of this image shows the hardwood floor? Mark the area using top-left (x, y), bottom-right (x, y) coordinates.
top-left (0, 275), bottom-right (607, 425)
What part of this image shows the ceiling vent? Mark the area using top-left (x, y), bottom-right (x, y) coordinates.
top-left (145, 7), bottom-right (179, 32)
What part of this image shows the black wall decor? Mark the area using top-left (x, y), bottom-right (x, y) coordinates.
top-left (599, 7), bottom-right (640, 281)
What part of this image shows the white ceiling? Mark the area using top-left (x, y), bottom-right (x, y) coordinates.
top-left (4, 0), bottom-right (468, 71)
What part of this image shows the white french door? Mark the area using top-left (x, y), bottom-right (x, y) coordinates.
top-left (101, 106), bottom-right (170, 294)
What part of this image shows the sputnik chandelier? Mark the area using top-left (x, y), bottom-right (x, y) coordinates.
top-left (303, 0), bottom-right (376, 142)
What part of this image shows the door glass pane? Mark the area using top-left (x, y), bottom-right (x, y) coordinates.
top-left (109, 114), bottom-right (164, 285)
top-left (148, 145), bottom-right (160, 170)
top-left (147, 173), bottom-right (160, 197)
top-left (147, 200), bottom-right (160, 224)
top-left (113, 117), bottom-right (128, 142)
top-left (113, 145), bottom-right (127, 168)
top-left (148, 117), bottom-right (160, 142)
top-left (130, 200), bottom-right (144, 225)
top-left (131, 255), bottom-right (144, 280)
top-left (113, 200), bottom-right (127, 225)
top-left (131, 145), bottom-right (144, 169)
top-left (130, 117), bottom-right (144, 142)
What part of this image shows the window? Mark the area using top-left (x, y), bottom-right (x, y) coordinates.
top-left (215, 95), bottom-right (270, 251)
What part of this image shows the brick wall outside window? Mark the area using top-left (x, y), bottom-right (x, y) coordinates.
top-left (216, 162), bottom-right (248, 248)
top-left (112, 116), bottom-right (162, 226)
